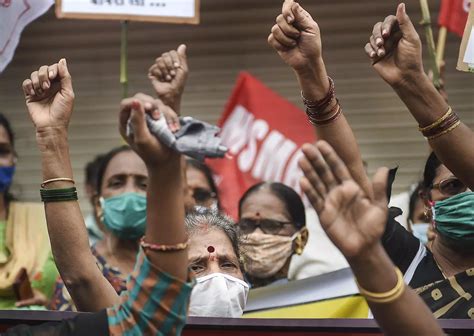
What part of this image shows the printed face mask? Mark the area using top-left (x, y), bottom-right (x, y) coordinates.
top-left (188, 273), bottom-right (249, 318)
top-left (432, 191), bottom-right (474, 242)
top-left (100, 192), bottom-right (147, 240)
top-left (241, 231), bottom-right (300, 279)
top-left (411, 223), bottom-right (430, 245)
top-left (0, 166), bottom-right (14, 193)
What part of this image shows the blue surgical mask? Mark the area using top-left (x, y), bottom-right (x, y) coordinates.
top-left (100, 192), bottom-right (147, 240)
top-left (0, 166), bottom-right (14, 193)
top-left (411, 223), bottom-right (430, 245)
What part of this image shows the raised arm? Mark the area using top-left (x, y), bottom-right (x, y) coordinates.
top-left (365, 3), bottom-right (474, 189)
top-left (268, 0), bottom-right (372, 198)
top-left (22, 59), bottom-right (120, 311)
top-left (118, 94), bottom-right (187, 280)
top-left (298, 141), bottom-right (443, 336)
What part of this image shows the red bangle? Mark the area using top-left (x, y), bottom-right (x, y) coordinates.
top-left (140, 236), bottom-right (189, 252)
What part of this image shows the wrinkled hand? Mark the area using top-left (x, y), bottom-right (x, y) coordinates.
top-left (299, 141), bottom-right (389, 260)
top-left (268, 0), bottom-right (322, 72)
top-left (148, 44), bottom-right (188, 111)
top-left (15, 289), bottom-right (48, 308)
top-left (364, 3), bottom-right (423, 87)
top-left (119, 93), bottom-right (179, 167)
top-left (22, 59), bottom-right (75, 132)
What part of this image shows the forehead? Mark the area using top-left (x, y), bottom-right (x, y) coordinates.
top-left (433, 164), bottom-right (455, 183)
top-left (186, 166), bottom-right (211, 189)
top-left (0, 125), bottom-right (11, 145)
top-left (188, 226), bottom-right (236, 258)
top-left (103, 150), bottom-right (147, 180)
top-left (240, 187), bottom-right (289, 218)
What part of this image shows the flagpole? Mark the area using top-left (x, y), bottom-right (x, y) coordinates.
top-left (436, 26), bottom-right (448, 69)
top-left (120, 20), bottom-right (129, 99)
top-left (419, 0), bottom-right (441, 88)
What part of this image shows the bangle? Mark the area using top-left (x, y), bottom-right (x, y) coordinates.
top-left (418, 106), bottom-right (452, 132)
top-left (140, 236), bottom-right (189, 252)
top-left (426, 120), bottom-right (461, 140)
top-left (41, 177), bottom-right (75, 188)
top-left (40, 187), bottom-right (78, 202)
top-left (301, 77), bottom-right (335, 109)
top-left (422, 111), bottom-right (459, 138)
top-left (307, 102), bottom-right (342, 126)
top-left (356, 267), bottom-right (405, 304)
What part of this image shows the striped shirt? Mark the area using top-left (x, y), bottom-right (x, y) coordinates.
top-left (107, 248), bottom-right (194, 335)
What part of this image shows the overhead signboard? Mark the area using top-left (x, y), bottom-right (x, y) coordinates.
top-left (56, 0), bottom-right (199, 24)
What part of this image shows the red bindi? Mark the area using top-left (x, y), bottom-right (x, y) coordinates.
top-left (207, 246), bottom-right (215, 253)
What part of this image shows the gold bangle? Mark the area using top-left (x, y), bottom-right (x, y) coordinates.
top-left (418, 106), bottom-right (452, 132)
top-left (357, 268), bottom-right (405, 304)
top-left (41, 177), bottom-right (75, 188)
top-left (426, 120), bottom-right (461, 140)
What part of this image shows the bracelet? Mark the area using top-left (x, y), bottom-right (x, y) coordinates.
top-left (422, 111), bottom-right (459, 138)
top-left (302, 76), bottom-right (335, 112)
top-left (140, 236), bottom-right (190, 252)
top-left (356, 267), bottom-right (405, 304)
top-left (307, 102), bottom-right (342, 126)
top-left (40, 187), bottom-right (78, 203)
top-left (418, 106), bottom-right (452, 132)
top-left (426, 120), bottom-right (461, 140)
top-left (41, 177), bottom-right (75, 188)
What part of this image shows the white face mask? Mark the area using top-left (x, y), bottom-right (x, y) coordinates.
top-left (411, 223), bottom-right (430, 245)
top-left (188, 273), bottom-right (249, 318)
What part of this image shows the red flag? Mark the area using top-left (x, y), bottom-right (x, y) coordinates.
top-left (207, 72), bottom-right (316, 219)
top-left (438, 0), bottom-right (470, 37)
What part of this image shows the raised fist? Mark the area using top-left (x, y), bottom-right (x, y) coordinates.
top-left (364, 3), bottom-right (423, 87)
top-left (22, 59), bottom-right (75, 132)
top-left (268, 0), bottom-right (322, 73)
top-left (148, 44), bottom-right (188, 112)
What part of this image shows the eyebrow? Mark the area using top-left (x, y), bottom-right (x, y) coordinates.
top-left (189, 253), bottom-right (238, 264)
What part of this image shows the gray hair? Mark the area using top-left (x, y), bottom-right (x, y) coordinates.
top-left (185, 207), bottom-right (242, 263)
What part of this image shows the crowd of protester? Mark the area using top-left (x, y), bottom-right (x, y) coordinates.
top-left (0, 0), bottom-right (471, 335)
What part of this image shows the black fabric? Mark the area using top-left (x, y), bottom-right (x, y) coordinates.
top-left (382, 167), bottom-right (444, 287)
top-left (2, 310), bottom-right (109, 336)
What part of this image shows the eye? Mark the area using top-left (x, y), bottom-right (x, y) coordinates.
top-left (108, 179), bottom-right (124, 189)
top-left (138, 179), bottom-right (148, 190)
top-left (221, 261), bottom-right (237, 270)
top-left (189, 263), bottom-right (205, 274)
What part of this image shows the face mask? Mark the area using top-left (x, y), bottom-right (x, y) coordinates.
top-left (0, 166), bottom-right (15, 192)
top-left (241, 231), bottom-right (300, 279)
top-left (188, 273), bottom-right (249, 318)
top-left (433, 191), bottom-right (474, 242)
top-left (411, 223), bottom-right (430, 245)
top-left (100, 192), bottom-right (147, 240)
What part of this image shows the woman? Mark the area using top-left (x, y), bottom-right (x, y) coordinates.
top-left (186, 158), bottom-right (220, 210)
top-left (186, 208), bottom-right (248, 317)
top-left (0, 113), bottom-right (58, 309)
top-left (406, 182), bottom-right (434, 245)
top-left (268, 1), bottom-right (473, 317)
top-left (238, 182), bottom-right (308, 288)
top-left (49, 146), bottom-right (248, 316)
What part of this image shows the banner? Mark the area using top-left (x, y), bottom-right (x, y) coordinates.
top-left (207, 72), bottom-right (316, 219)
top-left (457, 1), bottom-right (474, 71)
top-left (438, 0), bottom-right (470, 37)
top-left (0, 0), bottom-right (54, 73)
top-left (56, 0), bottom-right (199, 24)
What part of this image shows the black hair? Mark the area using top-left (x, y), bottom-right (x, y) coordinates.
top-left (0, 113), bottom-right (15, 203)
top-left (0, 113), bottom-right (14, 148)
top-left (238, 182), bottom-right (306, 229)
top-left (95, 145), bottom-right (132, 194)
top-left (85, 154), bottom-right (105, 189)
top-left (186, 158), bottom-right (220, 209)
top-left (422, 151), bottom-right (443, 192)
top-left (408, 182), bottom-right (423, 224)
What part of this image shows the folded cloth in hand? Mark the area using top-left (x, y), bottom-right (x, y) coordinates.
top-left (126, 114), bottom-right (227, 161)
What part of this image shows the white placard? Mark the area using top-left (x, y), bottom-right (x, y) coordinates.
top-left (56, 0), bottom-right (199, 24)
top-left (462, 27), bottom-right (474, 67)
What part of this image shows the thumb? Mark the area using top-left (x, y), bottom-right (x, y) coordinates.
top-left (371, 167), bottom-right (389, 208)
top-left (58, 58), bottom-right (73, 92)
top-left (292, 2), bottom-right (315, 30)
top-left (396, 3), bottom-right (417, 40)
top-left (177, 44), bottom-right (188, 71)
